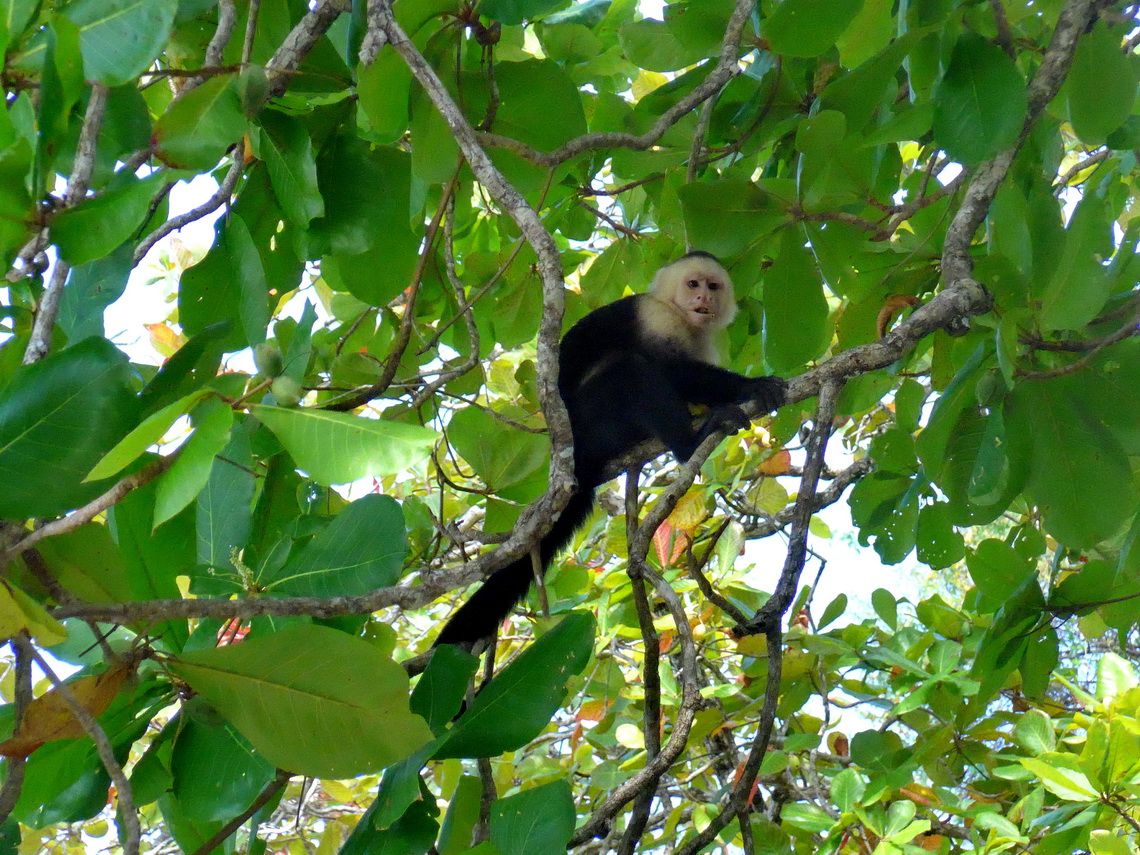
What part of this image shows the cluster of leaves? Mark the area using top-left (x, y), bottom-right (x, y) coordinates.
top-left (0, 0), bottom-right (1138, 852)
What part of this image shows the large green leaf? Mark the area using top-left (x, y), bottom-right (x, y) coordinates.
top-left (57, 243), bottom-right (132, 341)
top-left (0, 139), bottom-right (34, 272)
top-left (678, 180), bottom-right (787, 258)
top-left (448, 406), bottom-right (548, 494)
top-left (1006, 381), bottom-right (1133, 547)
top-left (170, 625), bottom-right (433, 778)
top-left (179, 213), bottom-right (270, 352)
top-left (196, 425), bottom-right (255, 569)
top-left (51, 173), bottom-right (164, 266)
top-left (154, 74), bottom-right (248, 170)
top-left (34, 523), bottom-right (132, 604)
top-left (88, 390), bottom-right (213, 481)
top-left (762, 0), bottom-right (862, 58)
top-left (357, 48), bottom-right (412, 145)
top-left (762, 226), bottom-right (829, 373)
top-left (433, 612), bottom-right (595, 759)
top-left (481, 0), bottom-right (573, 25)
top-left (312, 142), bottom-right (420, 304)
top-left (1038, 189), bottom-right (1114, 332)
top-left (253, 110), bottom-right (324, 226)
top-left (489, 781), bottom-right (575, 855)
top-left (64, 0), bottom-right (177, 86)
top-left (0, 338), bottom-right (139, 519)
top-left (1067, 22), bottom-right (1139, 145)
top-left (170, 698), bottom-right (276, 822)
top-left (250, 405), bottom-right (438, 486)
top-left (153, 397), bottom-right (234, 528)
top-left (932, 32), bottom-right (1027, 166)
top-left (261, 494), bottom-right (407, 596)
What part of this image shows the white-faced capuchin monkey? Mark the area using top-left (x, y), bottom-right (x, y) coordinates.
top-left (435, 251), bottom-right (786, 648)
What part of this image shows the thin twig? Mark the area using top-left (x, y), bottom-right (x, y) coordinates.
top-left (0, 458), bottom-right (173, 567)
top-left (0, 640), bottom-right (32, 821)
top-left (189, 769), bottom-right (291, 855)
top-left (14, 637), bottom-right (139, 855)
top-left (25, 84), bottom-right (109, 364)
top-left (132, 159), bottom-right (243, 264)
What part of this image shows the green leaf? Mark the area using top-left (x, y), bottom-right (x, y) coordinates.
top-left (1006, 381), bottom-right (1133, 547)
top-left (196, 425), bottom-right (255, 569)
top-left (448, 407), bottom-right (548, 493)
top-left (817, 593), bottom-right (847, 629)
top-left (253, 110), bottom-right (324, 226)
top-left (357, 48), bottom-right (412, 144)
top-left (480, 0), bottom-right (568, 24)
top-left (830, 767), bottom-right (865, 813)
top-left (966, 539), bottom-right (1037, 612)
top-left (262, 494), bottom-right (407, 596)
top-left (1038, 190), bottom-right (1113, 332)
top-left (492, 60), bottom-right (588, 151)
top-left (179, 213), bottom-right (269, 352)
top-left (154, 74), bottom-right (248, 170)
top-left (433, 612), bottom-right (595, 759)
top-left (834, 0), bottom-right (893, 68)
top-left (1096, 652), bottom-right (1139, 702)
top-left (438, 776), bottom-right (482, 855)
top-left (762, 226), bottom-right (830, 373)
top-left (250, 405), bottom-right (438, 486)
top-left (1067, 23), bottom-right (1139, 145)
top-left (411, 645), bottom-right (480, 735)
top-left (57, 243), bottom-right (132, 341)
top-left (171, 698), bottom-right (276, 821)
top-left (64, 0), bottom-right (177, 86)
top-left (170, 625), bottom-right (433, 778)
top-left (678, 179), bottom-right (786, 258)
top-left (1012, 709), bottom-right (1056, 754)
top-left (1018, 758), bottom-right (1099, 801)
top-left (0, 139), bottom-right (34, 271)
top-left (489, 780), bottom-right (575, 855)
top-left (153, 397), bottom-right (234, 528)
top-left (1090, 830), bottom-right (1138, 855)
top-left (932, 32), bottom-right (1027, 166)
top-left (0, 338), bottom-right (139, 520)
top-left (871, 588), bottom-right (897, 630)
top-left (88, 390), bottom-right (212, 482)
top-left (35, 523), bottom-right (132, 604)
top-left (916, 503), bottom-right (965, 569)
top-left (51, 173), bottom-right (164, 266)
top-left (763, 0), bottom-right (862, 58)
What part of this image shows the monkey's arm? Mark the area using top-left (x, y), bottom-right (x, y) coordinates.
top-left (662, 357), bottom-right (786, 413)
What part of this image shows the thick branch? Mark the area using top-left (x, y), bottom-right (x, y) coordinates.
top-left (264, 0), bottom-right (351, 98)
top-left (941, 0), bottom-right (1099, 283)
top-left (366, 0), bottom-right (574, 564)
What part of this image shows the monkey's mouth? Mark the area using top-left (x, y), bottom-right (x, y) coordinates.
top-left (694, 307), bottom-right (712, 315)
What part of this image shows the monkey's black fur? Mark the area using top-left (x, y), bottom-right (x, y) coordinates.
top-left (434, 257), bottom-right (786, 648)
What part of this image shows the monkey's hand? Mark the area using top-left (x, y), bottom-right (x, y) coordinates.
top-left (748, 376), bottom-right (787, 412)
top-left (701, 403), bottom-right (751, 440)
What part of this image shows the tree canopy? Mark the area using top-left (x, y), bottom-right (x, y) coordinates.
top-left (0, 0), bottom-right (1139, 853)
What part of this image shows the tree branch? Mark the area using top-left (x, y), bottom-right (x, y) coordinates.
top-left (24, 84), bottom-right (109, 364)
top-left (14, 638), bottom-right (139, 855)
top-left (475, 0), bottom-right (755, 168)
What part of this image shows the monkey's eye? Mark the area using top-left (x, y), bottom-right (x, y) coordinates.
top-left (708, 282), bottom-right (720, 291)
top-left (687, 279), bottom-right (700, 288)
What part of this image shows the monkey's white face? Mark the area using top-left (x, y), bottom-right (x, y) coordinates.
top-left (649, 254), bottom-right (738, 333)
top-left (675, 278), bottom-right (723, 329)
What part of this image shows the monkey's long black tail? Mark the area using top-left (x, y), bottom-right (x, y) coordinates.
top-left (434, 487), bottom-right (596, 647)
